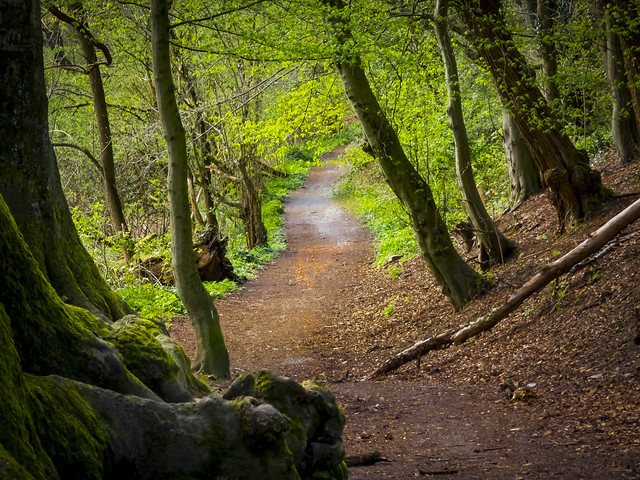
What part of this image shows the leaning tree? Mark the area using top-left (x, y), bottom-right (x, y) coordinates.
top-left (457, 0), bottom-right (612, 232)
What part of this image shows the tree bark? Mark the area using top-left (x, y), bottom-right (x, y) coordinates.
top-left (603, 8), bottom-right (640, 164)
top-left (326, 0), bottom-right (483, 310)
top-left (370, 197), bottom-right (640, 377)
top-left (502, 108), bottom-right (542, 209)
top-left (434, 0), bottom-right (515, 265)
top-left (458, 0), bottom-right (612, 233)
top-left (48, 6), bottom-right (133, 261)
top-left (176, 55), bottom-right (221, 232)
top-left (610, 0), bottom-right (640, 140)
top-left (239, 146), bottom-right (268, 249)
top-left (536, 0), bottom-right (560, 103)
top-left (151, 0), bottom-right (230, 377)
top-left (0, 0), bottom-right (130, 322)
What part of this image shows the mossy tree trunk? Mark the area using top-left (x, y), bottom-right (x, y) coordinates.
top-left (458, 0), bottom-right (612, 232)
top-left (239, 145), bottom-right (268, 249)
top-left (151, 0), bottom-right (230, 377)
top-left (434, 0), bottom-right (515, 265)
top-left (0, 0), bottom-right (131, 323)
top-left (326, 0), bottom-right (483, 310)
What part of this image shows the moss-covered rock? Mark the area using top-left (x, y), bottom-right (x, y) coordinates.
top-left (107, 315), bottom-right (207, 402)
top-left (223, 371), bottom-right (347, 479)
top-left (61, 376), bottom-right (299, 480)
top-left (156, 333), bottom-right (210, 397)
top-left (0, 444), bottom-right (35, 480)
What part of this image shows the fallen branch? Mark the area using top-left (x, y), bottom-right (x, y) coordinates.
top-left (369, 198), bottom-right (640, 378)
top-left (344, 451), bottom-right (389, 467)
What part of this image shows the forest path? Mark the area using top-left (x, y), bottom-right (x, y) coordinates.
top-left (171, 147), bottom-right (627, 479)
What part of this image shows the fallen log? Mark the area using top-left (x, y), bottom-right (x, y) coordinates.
top-left (369, 198), bottom-right (640, 378)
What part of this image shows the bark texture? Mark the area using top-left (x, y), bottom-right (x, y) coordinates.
top-left (458, 0), bottom-right (611, 232)
top-left (0, 0), bottom-right (130, 322)
top-left (603, 9), bottom-right (640, 164)
top-left (327, 1), bottom-right (483, 310)
top-left (434, 0), bottom-right (514, 265)
top-left (151, 0), bottom-right (230, 377)
top-left (502, 108), bottom-right (542, 208)
top-left (610, 0), bottom-right (640, 140)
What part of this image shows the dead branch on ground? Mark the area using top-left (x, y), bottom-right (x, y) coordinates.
top-left (368, 198), bottom-right (640, 378)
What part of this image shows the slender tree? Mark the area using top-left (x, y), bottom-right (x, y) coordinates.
top-left (458, 0), bottom-right (611, 232)
top-left (48, 5), bottom-right (133, 260)
top-left (433, 0), bottom-right (514, 265)
top-left (326, 0), bottom-right (484, 310)
top-left (609, 0), bottom-right (640, 139)
top-left (601, 2), bottom-right (640, 163)
top-left (151, 0), bottom-right (230, 377)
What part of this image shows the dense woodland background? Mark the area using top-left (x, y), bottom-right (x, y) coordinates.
top-left (2, 0), bottom-right (640, 478)
top-left (41, 0), bottom-right (640, 315)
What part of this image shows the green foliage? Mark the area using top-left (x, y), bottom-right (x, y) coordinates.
top-left (118, 283), bottom-right (185, 322)
top-left (334, 158), bottom-right (419, 265)
top-left (117, 279), bottom-right (240, 322)
top-left (388, 265), bottom-right (402, 280)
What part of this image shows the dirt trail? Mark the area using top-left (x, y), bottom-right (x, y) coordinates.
top-left (216, 149), bottom-right (371, 377)
top-left (171, 148), bottom-right (637, 479)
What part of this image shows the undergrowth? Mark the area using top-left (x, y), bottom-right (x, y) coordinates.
top-left (73, 133), bottom-right (353, 324)
top-left (333, 149), bottom-right (419, 266)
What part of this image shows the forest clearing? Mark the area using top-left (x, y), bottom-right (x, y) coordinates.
top-left (2, 0), bottom-right (640, 479)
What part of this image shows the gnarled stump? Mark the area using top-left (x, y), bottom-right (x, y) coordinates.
top-left (138, 234), bottom-right (238, 285)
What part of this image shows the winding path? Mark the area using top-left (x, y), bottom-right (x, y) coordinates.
top-left (171, 148), bottom-right (631, 479)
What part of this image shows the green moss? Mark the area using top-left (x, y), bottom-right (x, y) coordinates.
top-left (106, 316), bottom-right (195, 402)
top-left (224, 372), bottom-right (346, 478)
top-left (0, 196), bottom-right (154, 398)
top-left (0, 444), bottom-right (35, 480)
top-left (0, 305), bottom-right (57, 480)
top-left (26, 375), bottom-right (109, 480)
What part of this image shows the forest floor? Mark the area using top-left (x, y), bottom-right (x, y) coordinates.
top-left (171, 147), bottom-right (640, 479)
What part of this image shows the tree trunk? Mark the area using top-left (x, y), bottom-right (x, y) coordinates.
top-left (326, 1), bottom-right (483, 310)
top-left (187, 167), bottom-right (206, 226)
top-left (603, 9), bottom-right (640, 164)
top-left (176, 54), bottom-right (221, 232)
top-left (48, 6), bottom-right (133, 261)
top-left (459, 0), bottom-right (612, 232)
top-left (151, 0), bottom-right (230, 377)
top-left (502, 108), bottom-right (542, 208)
top-left (370, 197), bottom-right (640, 377)
top-left (239, 148), bottom-right (268, 249)
top-left (536, 0), bottom-right (560, 103)
top-left (434, 0), bottom-right (514, 266)
top-left (0, 0), bottom-right (130, 323)
top-left (610, 0), bottom-right (640, 140)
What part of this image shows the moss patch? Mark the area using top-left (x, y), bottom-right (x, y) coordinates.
top-left (107, 315), bottom-right (202, 402)
top-left (26, 375), bottom-right (109, 480)
top-left (0, 305), bottom-right (56, 480)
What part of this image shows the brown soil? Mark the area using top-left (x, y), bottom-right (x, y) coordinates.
top-left (171, 147), bottom-right (640, 479)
